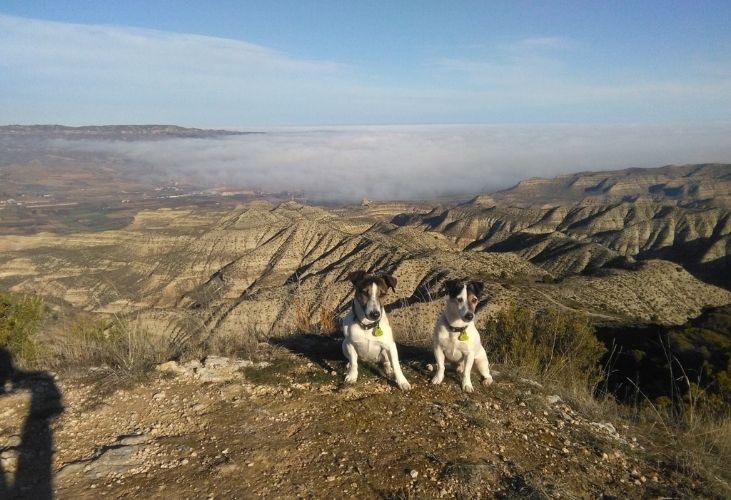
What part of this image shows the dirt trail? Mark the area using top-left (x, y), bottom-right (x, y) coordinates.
top-left (0, 343), bottom-right (705, 499)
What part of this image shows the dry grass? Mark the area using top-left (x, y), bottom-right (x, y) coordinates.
top-left (292, 295), bottom-right (312, 333)
top-left (201, 327), bottom-right (260, 360)
top-left (48, 315), bottom-right (176, 382)
top-left (0, 292), bottom-right (44, 363)
top-left (618, 378), bottom-right (731, 497)
top-left (317, 301), bottom-right (338, 334)
top-left (478, 304), bottom-right (731, 497)
top-left (291, 290), bottom-right (339, 335)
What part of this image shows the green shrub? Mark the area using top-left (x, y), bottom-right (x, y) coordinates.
top-left (483, 304), bottom-right (605, 383)
top-left (0, 291), bottom-right (44, 362)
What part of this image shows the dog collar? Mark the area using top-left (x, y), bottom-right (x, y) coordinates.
top-left (442, 314), bottom-right (467, 333)
top-left (443, 314), bottom-right (469, 341)
top-left (352, 301), bottom-right (382, 334)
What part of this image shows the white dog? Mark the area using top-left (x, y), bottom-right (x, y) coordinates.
top-left (341, 270), bottom-right (411, 391)
top-left (431, 279), bottom-right (493, 393)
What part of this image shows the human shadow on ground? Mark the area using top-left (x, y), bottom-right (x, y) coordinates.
top-left (0, 348), bottom-right (64, 500)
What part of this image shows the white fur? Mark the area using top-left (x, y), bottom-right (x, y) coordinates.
top-left (342, 296), bottom-right (411, 391)
top-left (364, 283), bottom-right (380, 318)
top-left (431, 285), bottom-right (493, 393)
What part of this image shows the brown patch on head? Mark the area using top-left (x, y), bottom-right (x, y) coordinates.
top-left (465, 291), bottom-right (478, 312)
top-left (444, 279), bottom-right (485, 313)
top-left (347, 271), bottom-right (396, 308)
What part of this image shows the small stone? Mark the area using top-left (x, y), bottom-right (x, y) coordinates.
top-left (409, 469), bottom-right (418, 479)
top-left (119, 434), bottom-right (151, 446)
top-left (546, 395), bottom-right (561, 404)
top-left (327, 475), bottom-right (336, 482)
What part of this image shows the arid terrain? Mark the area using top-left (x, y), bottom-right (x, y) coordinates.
top-left (1, 127), bottom-right (730, 498)
top-left (0, 348), bottom-right (714, 499)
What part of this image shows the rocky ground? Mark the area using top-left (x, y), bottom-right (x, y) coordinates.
top-left (0, 340), bottom-right (712, 499)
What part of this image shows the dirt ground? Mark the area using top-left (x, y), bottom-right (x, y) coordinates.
top-left (0, 337), bottom-right (712, 499)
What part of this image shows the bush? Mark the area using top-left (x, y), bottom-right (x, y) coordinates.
top-left (51, 316), bottom-right (175, 379)
top-left (483, 304), bottom-right (605, 384)
top-left (0, 292), bottom-right (44, 363)
top-left (597, 305), bottom-right (731, 418)
top-left (291, 293), bottom-right (339, 335)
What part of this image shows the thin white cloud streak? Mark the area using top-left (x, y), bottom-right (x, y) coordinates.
top-left (1, 14), bottom-right (730, 125)
top-left (57, 124), bottom-right (731, 201)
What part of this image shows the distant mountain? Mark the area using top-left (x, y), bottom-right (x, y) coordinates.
top-left (393, 164), bottom-right (731, 289)
top-left (489, 164), bottom-right (731, 205)
top-left (0, 124), bottom-right (255, 140)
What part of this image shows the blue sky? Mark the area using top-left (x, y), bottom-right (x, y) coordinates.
top-left (1, 1), bottom-right (730, 126)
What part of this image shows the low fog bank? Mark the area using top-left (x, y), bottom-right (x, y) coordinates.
top-left (54, 123), bottom-right (731, 201)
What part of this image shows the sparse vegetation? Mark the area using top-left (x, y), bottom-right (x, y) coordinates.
top-left (49, 315), bottom-right (176, 381)
top-left (0, 291), bottom-right (44, 363)
top-left (598, 305), bottom-right (731, 418)
top-left (202, 327), bottom-right (260, 360)
top-left (291, 289), bottom-right (339, 335)
top-left (482, 304), bottom-right (605, 386)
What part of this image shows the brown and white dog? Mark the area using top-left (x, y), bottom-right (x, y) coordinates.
top-left (431, 279), bottom-right (493, 392)
top-left (341, 270), bottom-right (411, 391)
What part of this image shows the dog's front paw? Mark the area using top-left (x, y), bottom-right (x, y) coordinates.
top-left (431, 373), bottom-right (444, 385)
top-left (397, 377), bottom-right (412, 391)
top-left (462, 381), bottom-right (474, 393)
top-left (482, 374), bottom-right (494, 386)
top-left (344, 372), bottom-right (358, 384)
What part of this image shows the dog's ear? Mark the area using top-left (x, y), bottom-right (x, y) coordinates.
top-left (347, 270), bottom-right (367, 284)
top-left (443, 279), bottom-right (463, 298)
top-left (469, 280), bottom-right (484, 298)
top-left (382, 274), bottom-right (397, 291)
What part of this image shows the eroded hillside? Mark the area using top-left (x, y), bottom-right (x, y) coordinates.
top-left (0, 195), bottom-right (729, 349)
top-left (394, 170), bottom-right (731, 289)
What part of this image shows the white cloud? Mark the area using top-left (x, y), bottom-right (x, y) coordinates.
top-left (55, 123), bottom-right (731, 201)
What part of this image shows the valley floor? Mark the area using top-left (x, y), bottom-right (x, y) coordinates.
top-left (0, 340), bottom-right (713, 499)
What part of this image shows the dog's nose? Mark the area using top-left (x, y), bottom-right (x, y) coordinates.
top-left (464, 312), bottom-right (474, 321)
top-left (369, 310), bottom-right (381, 320)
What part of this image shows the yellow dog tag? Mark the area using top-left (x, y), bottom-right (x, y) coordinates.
top-left (373, 326), bottom-right (384, 337)
top-left (458, 332), bottom-right (469, 342)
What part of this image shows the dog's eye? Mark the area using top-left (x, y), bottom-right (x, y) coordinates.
top-left (456, 297), bottom-right (463, 303)
top-left (471, 296), bottom-right (478, 304)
